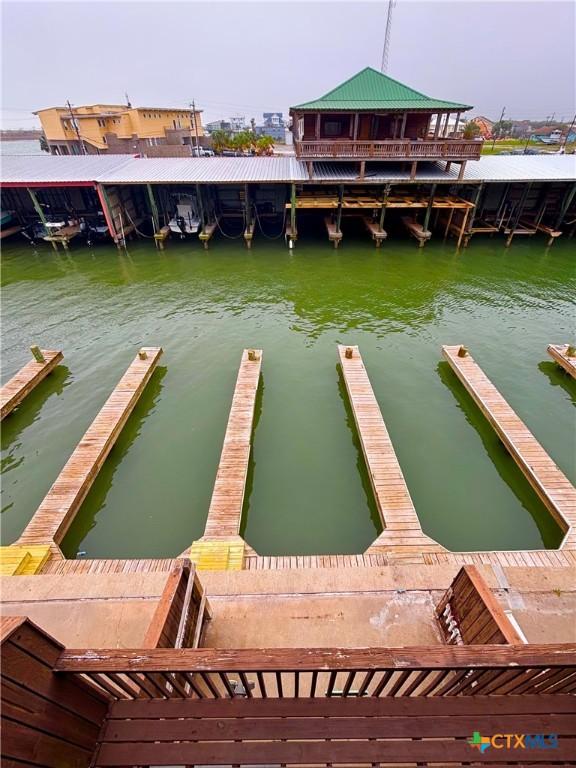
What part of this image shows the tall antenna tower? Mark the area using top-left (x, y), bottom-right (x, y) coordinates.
top-left (380, 0), bottom-right (396, 74)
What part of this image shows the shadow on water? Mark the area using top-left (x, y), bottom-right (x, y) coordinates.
top-left (336, 364), bottom-right (382, 537)
top-left (437, 362), bottom-right (563, 548)
top-left (240, 372), bottom-right (264, 541)
top-left (1, 366), bottom-right (71, 482)
top-left (61, 366), bottom-right (168, 557)
top-left (538, 361), bottom-right (576, 405)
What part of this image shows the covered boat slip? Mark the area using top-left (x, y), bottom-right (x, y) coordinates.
top-left (1, 154), bottom-right (574, 249)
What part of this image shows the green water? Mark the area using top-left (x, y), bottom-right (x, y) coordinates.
top-left (1, 233), bottom-right (574, 558)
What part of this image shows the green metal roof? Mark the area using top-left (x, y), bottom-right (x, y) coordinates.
top-left (291, 67), bottom-right (472, 112)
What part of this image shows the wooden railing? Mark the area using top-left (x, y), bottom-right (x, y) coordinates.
top-left (143, 559), bottom-right (210, 649)
top-left (295, 138), bottom-right (483, 160)
top-left (436, 565), bottom-right (526, 645)
top-left (56, 644), bottom-right (576, 701)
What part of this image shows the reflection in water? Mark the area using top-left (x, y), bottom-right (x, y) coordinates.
top-left (538, 361), bottom-right (576, 406)
top-left (1, 365), bottom-right (71, 497)
top-left (240, 372), bottom-right (263, 541)
top-left (61, 366), bottom-right (167, 557)
top-left (437, 362), bottom-right (562, 549)
top-left (336, 365), bottom-right (382, 537)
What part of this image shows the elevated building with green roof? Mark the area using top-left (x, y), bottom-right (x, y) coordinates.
top-left (290, 67), bottom-right (482, 179)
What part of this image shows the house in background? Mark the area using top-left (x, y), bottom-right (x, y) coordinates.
top-left (290, 67), bottom-right (482, 179)
top-left (35, 104), bottom-right (204, 157)
top-left (256, 113), bottom-right (286, 142)
top-left (469, 115), bottom-right (494, 139)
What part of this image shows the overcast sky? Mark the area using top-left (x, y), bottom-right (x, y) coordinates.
top-left (1, 0), bottom-right (575, 129)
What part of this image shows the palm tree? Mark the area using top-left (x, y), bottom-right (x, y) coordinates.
top-left (211, 130), bottom-right (231, 154)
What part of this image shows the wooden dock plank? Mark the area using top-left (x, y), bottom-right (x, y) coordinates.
top-left (442, 345), bottom-right (576, 549)
top-left (202, 349), bottom-right (262, 540)
top-left (16, 347), bottom-right (162, 549)
top-left (548, 344), bottom-right (576, 379)
top-left (0, 349), bottom-right (63, 420)
top-left (338, 345), bottom-right (444, 560)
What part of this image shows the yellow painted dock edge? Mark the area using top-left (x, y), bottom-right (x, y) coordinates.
top-left (189, 539), bottom-right (245, 571)
top-left (0, 545), bottom-right (51, 575)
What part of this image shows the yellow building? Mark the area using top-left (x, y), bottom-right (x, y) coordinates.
top-left (35, 103), bottom-right (204, 156)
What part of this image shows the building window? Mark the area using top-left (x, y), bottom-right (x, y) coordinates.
top-left (324, 120), bottom-right (342, 136)
top-left (103, 136), bottom-right (107, 144)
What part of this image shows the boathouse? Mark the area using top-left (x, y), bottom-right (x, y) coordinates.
top-left (290, 67), bottom-right (481, 180)
top-left (1, 153), bottom-right (575, 249)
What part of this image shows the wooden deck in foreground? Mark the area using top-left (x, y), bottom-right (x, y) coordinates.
top-left (443, 345), bottom-right (576, 549)
top-left (338, 346), bottom-right (444, 562)
top-left (16, 348), bottom-right (162, 553)
top-left (201, 349), bottom-right (262, 541)
top-left (548, 343), bottom-right (576, 379)
top-left (0, 349), bottom-right (63, 420)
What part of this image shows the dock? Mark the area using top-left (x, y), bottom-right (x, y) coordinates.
top-left (442, 345), bottom-right (576, 548)
top-left (199, 220), bottom-right (217, 249)
top-left (244, 222), bottom-right (255, 249)
top-left (189, 349), bottom-right (262, 568)
top-left (324, 216), bottom-right (342, 248)
top-left (43, 223), bottom-right (82, 250)
top-left (16, 347), bottom-right (162, 553)
top-left (337, 346), bottom-right (444, 561)
top-left (153, 225), bottom-right (170, 250)
top-left (0, 348), bottom-right (63, 420)
top-left (401, 216), bottom-right (432, 247)
top-left (363, 216), bottom-right (387, 246)
top-left (547, 344), bottom-right (576, 379)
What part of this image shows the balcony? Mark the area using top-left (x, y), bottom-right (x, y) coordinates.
top-left (295, 138), bottom-right (483, 161)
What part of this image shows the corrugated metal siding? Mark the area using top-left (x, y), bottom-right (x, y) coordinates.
top-left (97, 157), bottom-right (308, 184)
top-left (0, 154), bottom-right (133, 184)
top-left (312, 156), bottom-right (576, 184)
top-left (1, 153), bottom-right (574, 186)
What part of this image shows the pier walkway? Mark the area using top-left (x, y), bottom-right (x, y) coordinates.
top-left (0, 349), bottom-right (63, 420)
top-left (443, 345), bottom-right (576, 549)
top-left (16, 348), bottom-right (162, 555)
top-left (548, 344), bottom-right (576, 379)
top-left (188, 350), bottom-right (262, 569)
top-left (338, 346), bottom-right (444, 562)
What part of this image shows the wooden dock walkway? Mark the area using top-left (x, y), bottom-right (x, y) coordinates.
top-left (338, 346), bottom-right (444, 561)
top-left (548, 344), bottom-right (576, 379)
top-left (16, 347), bottom-right (162, 553)
top-left (0, 349), bottom-right (63, 420)
top-left (202, 349), bottom-right (262, 541)
top-left (442, 345), bottom-right (576, 549)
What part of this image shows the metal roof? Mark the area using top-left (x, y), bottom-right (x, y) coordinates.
top-left (0, 154), bottom-right (132, 184)
top-left (0, 153), bottom-right (574, 187)
top-left (311, 156), bottom-right (576, 184)
top-left (292, 67), bottom-right (471, 112)
top-left (95, 156), bottom-right (308, 184)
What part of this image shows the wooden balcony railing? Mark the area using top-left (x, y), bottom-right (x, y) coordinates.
top-left (436, 565), bottom-right (526, 645)
top-left (3, 617), bottom-right (576, 768)
top-left (57, 643), bottom-right (576, 702)
top-left (295, 138), bottom-right (483, 161)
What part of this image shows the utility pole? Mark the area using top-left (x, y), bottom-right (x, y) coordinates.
top-left (560, 113), bottom-right (576, 152)
top-left (380, 0), bottom-right (396, 74)
top-left (66, 100), bottom-right (86, 155)
top-left (491, 106), bottom-right (506, 151)
top-left (189, 101), bottom-right (200, 155)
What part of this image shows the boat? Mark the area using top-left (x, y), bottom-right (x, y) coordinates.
top-left (168, 194), bottom-right (201, 237)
